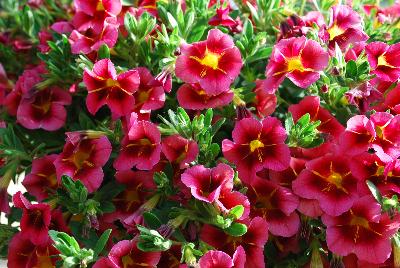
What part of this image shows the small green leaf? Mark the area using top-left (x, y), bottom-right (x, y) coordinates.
top-left (225, 223), bottom-right (248, 237)
top-left (94, 229), bottom-right (112, 256)
top-left (366, 180), bottom-right (383, 204)
top-left (228, 205), bottom-right (244, 220)
top-left (98, 44), bottom-right (110, 59)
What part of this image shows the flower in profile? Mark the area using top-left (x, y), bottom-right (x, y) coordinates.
top-left (22, 154), bottom-right (58, 202)
top-left (161, 134), bottom-right (199, 169)
top-left (177, 83), bottom-right (233, 110)
top-left (264, 36), bottom-right (329, 91)
top-left (208, 7), bottom-right (237, 27)
top-left (17, 87), bottom-right (72, 131)
top-left (366, 41), bottom-right (400, 82)
top-left (322, 195), bottom-right (400, 264)
top-left (216, 189), bottom-right (250, 220)
top-left (340, 112), bottom-right (400, 161)
top-left (114, 115), bottom-right (161, 170)
top-left (324, 5), bottom-right (368, 51)
top-left (13, 191), bottom-right (51, 245)
top-left (252, 80), bottom-right (277, 118)
top-left (198, 246), bottom-right (246, 268)
top-left (289, 96), bottom-right (345, 138)
top-left (222, 117), bottom-right (290, 184)
top-left (200, 217), bottom-right (268, 268)
top-left (54, 132), bottom-right (112, 192)
top-left (107, 240), bottom-right (161, 267)
top-left (292, 154), bottom-right (361, 216)
top-left (181, 163), bottom-right (234, 203)
top-left (248, 176), bottom-right (300, 237)
top-left (8, 233), bottom-right (58, 268)
top-left (83, 59), bottom-right (140, 118)
top-left (175, 29), bottom-right (242, 95)
top-left (132, 67), bottom-right (165, 113)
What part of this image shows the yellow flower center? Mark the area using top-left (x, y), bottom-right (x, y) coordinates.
top-left (105, 79), bottom-right (120, 88)
top-left (96, 1), bottom-right (105, 11)
top-left (249, 139), bottom-right (264, 152)
top-left (286, 57), bottom-right (305, 72)
top-left (378, 55), bottom-right (389, 66)
top-left (375, 126), bottom-right (384, 139)
top-left (34, 253), bottom-right (54, 268)
top-left (327, 172), bottom-right (343, 188)
top-left (121, 255), bottom-right (134, 268)
top-left (328, 24), bottom-right (345, 40)
top-left (199, 52), bottom-right (220, 70)
top-left (350, 216), bottom-right (370, 229)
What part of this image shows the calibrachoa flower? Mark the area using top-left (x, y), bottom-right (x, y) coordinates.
top-left (252, 79), bottom-right (277, 118)
top-left (198, 247), bottom-right (246, 268)
top-left (54, 132), bottom-right (112, 192)
top-left (322, 195), bottom-right (400, 264)
top-left (83, 59), bottom-right (140, 118)
top-left (177, 83), bottom-right (233, 110)
top-left (22, 154), bottom-right (58, 201)
top-left (17, 87), bottom-right (72, 131)
top-left (248, 176), bottom-right (300, 237)
top-left (216, 188), bottom-right (251, 220)
top-left (324, 5), bottom-right (368, 50)
top-left (340, 112), bottom-right (400, 161)
top-left (107, 240), bottom-right (161, 267)
top-left (292, 154), bottom-right (361, 216)
top-left (114, 115), bottom-right (161, 170)
top-left (13, 191), bottom-right (51, 245)
top-left (366, 41), bottom-right (400, 82)
top-left (264, 36), bottom-right (329, 91)
top-left (161, 134), bottom-right (199, 169)
top-left (8, 233), bottom-right (58, 268)
top-left (175, 29), bottom-right (243, 95)
top-left (222, 117), bottom-right (290, 183)
top-left (208, 7), bottom-right (237, 27)
top-left (181, 163), bottom-right (234, 203)
top-left (200, 217), bottom-right (269, 268)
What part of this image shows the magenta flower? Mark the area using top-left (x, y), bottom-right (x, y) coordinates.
top-left (83, 59), bottom-right (140, 118)
top-left (161, 134), bottom-right (199, 169)
top-left (132, 67), bottom-right (165, 113)
top-left (54, 133), bottom-right (112, 192)
top-left (366, 41), bottom-right (400, 82)
top-left (208, 7), bottom-right (237, 27)
top-left (216, 189), bottom-right (250, 220)
top-left (222, 117), bottom-right (290, 184)
top-left (114, 116), bottom-right (161, 170)
top-left (175, 29), bottom-right (243, 95)
top-left (292, 154), bottom-right (361, 216)
top-left (325, 5), bottom-right (368, 51)
top-left (199, 247), bottom-right (246, 268)
top-left (13, 192), bottom-right (51, 245)
top-left (177, 83), bottom-right (233, 110)
top-left (264, 36), bottom-right (329, 91)
top-left (17, 87), bottom-right (71, 131)
top-left (181, 163), bottom-right (234, 203)
top-left (107, 240), bottom-right (161, 267)
top-left (22, 154), bottom-right (58, 202)
top-left (323, 195), bottom-right (400, 264)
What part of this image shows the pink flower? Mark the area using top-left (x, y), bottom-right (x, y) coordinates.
top-left (181, 163), bottom-right (234, 203)
top-left (107, 240), bottom-right (161, 268)
top-left (69, 17), bottom-right (119, 54)
top-left (114, 116), bottom-right (161, 170)
top-left (199, 247), bottom-right (246, 268)
top-left (17, 87), bottom-right (72, 131)
top-left (252, 80), bottom-right (277, 118)
top-left (248, 176), bottom-right (300, 237)
top-left (13, 192), bottom-right (51, 245)
top-left (208, 7), bottom-right (237, 27)
top-left (324, 5), bottom-right (368, 51)
top-left (322, 195), bottom-right (400, 264)
top-left (216, 189), bottom-right (250, 220)
top-left (132, 67), bottom-right (165, 113)
top-left (200, 217), bottom-right (268, 268)
top-left (289, 96), bottom-right (345, 138)
top-left (222, 117), bottom-right (290, 184)
top-left (264, 36), bottom-right (329, 91)
top-left (161, 134), bottom-right (199, 169)
top-left (54, 133), bottom-right (112, 192)
top-left (175, 29), bottom-right (243, 95)
top-left (340, 112), bottom-right (400, 161)
top-left (366, 41), bottom-right (400, 82)
top-left (83, 59), bottom-right (140, 118)
top-left (177, 83), bottom-right (233, 110)
top-left (22, 154), bottom-right (58, 202)
top-left (292, 154), bottom-right (361, 216)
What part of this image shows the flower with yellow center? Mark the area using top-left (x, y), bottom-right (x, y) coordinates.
top-left (328, 24), bottom-right (345, 41)
top-left (190, 49), bottom-right (226, 77)
top-left (286, 57), bottom-right (305, 72)
top-left (249, 139), bottom-right (264, 152)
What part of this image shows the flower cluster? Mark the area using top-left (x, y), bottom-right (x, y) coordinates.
top-left (2, 0), bottom-right (400, 267)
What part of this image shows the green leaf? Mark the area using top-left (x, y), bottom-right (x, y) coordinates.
top-left (143, 212), bottom-right (163, 229)
top-left (346, 60), bottom-right (358, 78)
top-left (228, 205), bottom-right (244, 220)
top-left (98, 44), bottom-right (110, 59)
top-left (366, 180), bottom-right (383, 204)
top-left (225, 223), bottom-right (248, 237)
top-left (93, 229), bottom-right (112, 256)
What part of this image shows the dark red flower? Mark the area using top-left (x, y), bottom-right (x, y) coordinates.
top-left (175, 29), bottom-right (242, 95)
top-left (209, 7), bottom-right (237, 27)
top-left (161, 134), bottom-right (199, 169)
top-left (13, 192), bottom-right (51, 245)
